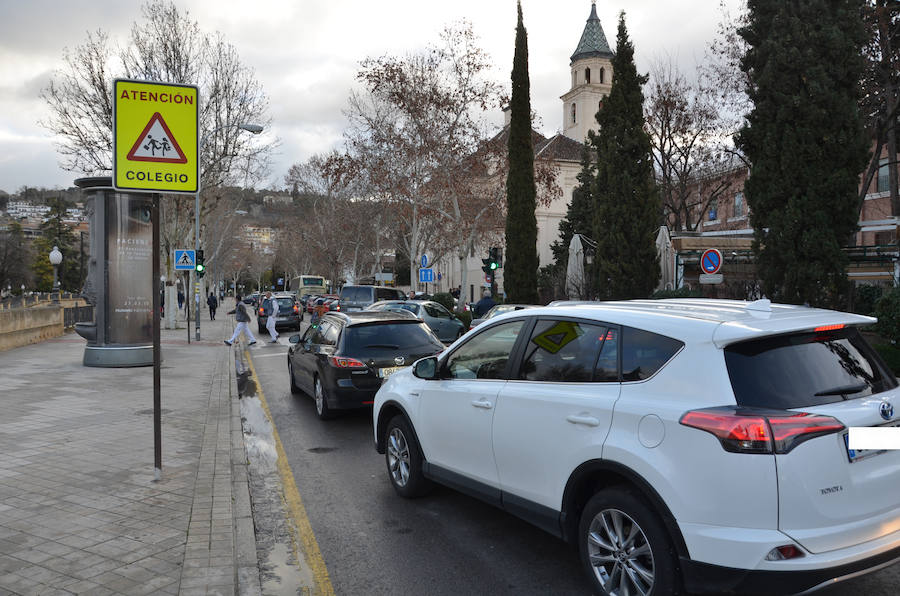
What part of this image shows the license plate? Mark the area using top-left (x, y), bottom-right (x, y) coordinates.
top-left (843, 421), bottom-right (900, 463)
top-left (378, 366), bottom-right (405, 378)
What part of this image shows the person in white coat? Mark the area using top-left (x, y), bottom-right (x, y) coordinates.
top-left (265, 291), bottom-right (279, 343)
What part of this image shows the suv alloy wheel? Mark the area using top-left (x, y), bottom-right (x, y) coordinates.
top-left (578, 488), bottom-right (677, 596)
top-left (385, 415), bottom-right (431, 498)
top-left (314, 376), bottom-right (333, 420)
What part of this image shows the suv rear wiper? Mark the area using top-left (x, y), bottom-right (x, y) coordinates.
top-left (814, 383), bottom-right (868, 397)
top-left (365, 344), bottom-right (400, 349)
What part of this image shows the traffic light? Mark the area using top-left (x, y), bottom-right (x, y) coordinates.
top-left (195, 249), bottom-right (205, 278)
top-left (488, 247), bottom-right (500, 270)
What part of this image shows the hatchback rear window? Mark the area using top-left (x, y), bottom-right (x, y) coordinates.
top-left (276, 298), bottom-right (294, 310)
top-left (342, 322), bottom-right (444, 354)
top-left (724, 327), bottom-right (898, 409)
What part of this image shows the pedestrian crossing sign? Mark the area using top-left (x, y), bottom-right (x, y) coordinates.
top-left (174, 249), bottom-right (196, 271)
top-left (114, 79), bottom-right (199, 194)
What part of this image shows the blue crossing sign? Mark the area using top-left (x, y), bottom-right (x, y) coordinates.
top-left (174, 249), bottom-right (196, 270)
top-left (700, 249), bottom-right (723, 275)
top-left (418, 267), bottom-right (434, 283)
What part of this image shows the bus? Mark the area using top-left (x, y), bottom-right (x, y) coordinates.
top-left (289, 275), bottom-right (327, 299)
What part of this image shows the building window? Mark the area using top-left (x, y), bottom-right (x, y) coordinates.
top-left (585, 68), bottom-right (591, 84)
top-left (708, 200), bottom-right (718, 221)
top-left (599, 68), bottom-right (605, 84)
top-left (733, 192), bottom-right (744, 217)
top-left (571, 103), bottom-right (576, 124)
top-left (877, 158), bottom-right (890, 193)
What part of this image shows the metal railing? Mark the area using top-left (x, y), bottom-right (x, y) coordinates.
top-left (63, 305), bottom-right (94, 328)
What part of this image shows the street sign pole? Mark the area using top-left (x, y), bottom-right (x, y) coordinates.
top-left (152, 193), bottom-right (162, 480)
top-left (195, 191), bottom-right (200, 341)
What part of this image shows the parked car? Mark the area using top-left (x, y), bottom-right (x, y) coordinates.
top-left (257, 294), bottom-right (302, 334)
top-left (243, 293), bottom-right (259, 306)
top-left (366, 300), bottom-right (466, 343)
top-left (288, 311), bottom-right (444, 420)
top-left (339, 285), bottom-right (407, 312)
top-left (469, 303), bottom-right (540, 330)
top-left (373, 298), bottom-right (900, 596)
top-left (305, 294), bottom-right (321, 313)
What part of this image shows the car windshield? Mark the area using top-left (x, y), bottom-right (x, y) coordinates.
top-left (342, 322), bottom-right (443, 354)
top-left (724, 326), bottom-right (898, 409)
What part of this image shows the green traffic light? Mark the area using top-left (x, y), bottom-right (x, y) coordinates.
top-left (490, 262), bottom-right (498, 270)
top-left (196, 264), bottom-right (204, 272)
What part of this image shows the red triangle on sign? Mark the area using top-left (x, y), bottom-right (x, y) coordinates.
top-left (126, 112), bottom-right (188, 164)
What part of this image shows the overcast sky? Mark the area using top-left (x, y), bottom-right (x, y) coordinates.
top-left (0, 0), bottom-right (743, 194)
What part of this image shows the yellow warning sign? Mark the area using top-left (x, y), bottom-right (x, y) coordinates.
top-left (113, 79), bottom-right (199, 194)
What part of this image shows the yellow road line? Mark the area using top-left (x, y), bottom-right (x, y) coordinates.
top-left (244, 349), bottom-right (335, 596)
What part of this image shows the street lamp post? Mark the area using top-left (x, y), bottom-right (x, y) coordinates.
top-left (194, 122), bottom-right (263, 341)
top-left (49, 246), bottom-right (63, 293)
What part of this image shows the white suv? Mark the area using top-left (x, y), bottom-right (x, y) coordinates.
top-left (372, 299), bottom-right (900, 595)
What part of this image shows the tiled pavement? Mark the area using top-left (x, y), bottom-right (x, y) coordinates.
top-left (0, 303), bottom-right (262, 595)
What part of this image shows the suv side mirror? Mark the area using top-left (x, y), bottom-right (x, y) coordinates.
top-left (413, 356), bottom-right (438, 379)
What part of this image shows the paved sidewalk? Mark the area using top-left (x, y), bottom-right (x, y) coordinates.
top-left (0, 300), bottom-right (261, 595)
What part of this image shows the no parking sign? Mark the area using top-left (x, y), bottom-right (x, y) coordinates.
top-left (700, 249), bottom-right (723, 275)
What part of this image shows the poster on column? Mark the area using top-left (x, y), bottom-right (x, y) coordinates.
top-left (106, 195), bottom-right (154, 345)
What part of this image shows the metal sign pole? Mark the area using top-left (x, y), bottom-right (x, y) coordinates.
top-left (195, 191), bottom-right (201, 341)
top-left (185, 271), bottom-right (190, 344)
top-left (152, 193), bottom-right (162, 480)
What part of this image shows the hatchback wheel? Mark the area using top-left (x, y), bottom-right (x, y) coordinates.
top-left (578, 488), bottom-right (677, 596)
top-left (313, 376), bottom-right (333, 420)
top-left (384, 415), bottom-right (431, 498)
top-left (287, 359), bottom-right (301, 395)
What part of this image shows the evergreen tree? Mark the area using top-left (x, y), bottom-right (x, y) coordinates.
top-left (737, 0), bottom-right (868, 307)
top-left (591, 13), bottom-right (660, 299)
top-left (504, 1), bottom-right (539, 304)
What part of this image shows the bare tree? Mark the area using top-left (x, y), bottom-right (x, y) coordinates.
top-left (41, 0), bottom-right (272, 189)
top-left (345, 21), bottom-right (559, 297)
top-left (646, 59), bottom-right (743, 231)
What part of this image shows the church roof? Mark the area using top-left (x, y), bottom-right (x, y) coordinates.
top-left (570, 2), bottom-right (613, 64)
top-left (535, 134), bottom-right (584, 162)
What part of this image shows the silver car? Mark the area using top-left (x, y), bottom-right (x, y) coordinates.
top-left (366, 300), bottom-right (466, 343)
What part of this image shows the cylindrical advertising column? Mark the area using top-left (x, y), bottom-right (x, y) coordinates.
top-left (75, 177), bottom-right (154, 367)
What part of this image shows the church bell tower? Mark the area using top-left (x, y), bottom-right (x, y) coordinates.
top-left (561, 1), bottom-right (614, 143)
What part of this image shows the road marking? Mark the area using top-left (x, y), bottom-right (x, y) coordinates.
top-left (244, 350), bottom-right (335, 595)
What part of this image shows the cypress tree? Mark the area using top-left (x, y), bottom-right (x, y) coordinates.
top-left (737, 0), bottom-right (868, 307)
top-left (504, 1), bottom-right (539, 304)
top-left (591, 13), bottom-right (660, 299)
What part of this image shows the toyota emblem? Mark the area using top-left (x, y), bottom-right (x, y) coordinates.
top-left (880, 401), bottom-right (894, 421)
top-left (394, 356), bottom-right (405, 366)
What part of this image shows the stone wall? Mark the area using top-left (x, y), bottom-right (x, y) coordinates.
top-left (0, 305), bottom-right (64, 352)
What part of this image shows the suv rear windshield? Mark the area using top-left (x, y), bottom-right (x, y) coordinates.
top-left (342, 322), bottom-right (444, 354)
top-left (725, 326), bottom-right (898, 409)
top-left (340, 286), bottom-right (371, 303)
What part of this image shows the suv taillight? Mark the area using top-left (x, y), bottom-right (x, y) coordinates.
top-left (329, 356), bottom-right (366, 369)
top-left (679, 407), bottom-right (844, 454)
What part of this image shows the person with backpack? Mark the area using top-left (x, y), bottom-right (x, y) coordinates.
top-left (224, 295), bottom-right (257, 346)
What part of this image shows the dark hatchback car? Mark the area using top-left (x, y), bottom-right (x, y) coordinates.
top-left (257, 294), bottom-right (303, 333)
top-left (287, 311), bottom-right (445, 419)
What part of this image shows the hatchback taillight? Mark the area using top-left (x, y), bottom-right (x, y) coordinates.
top-left (329, 356), bottom-right (366, 369)
top-left (293, 305), bottom-right (299, 313)
top-left (679, 407), bottom-right (844, 454)
top-left (258, 307), bottom-right (264, 316)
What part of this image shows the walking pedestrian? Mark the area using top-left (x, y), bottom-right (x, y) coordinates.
top-left (177, 290), bottom-right (185, 310)
top-left (207, 292), bottom-right (218, 320)
top-left (264, 291), bottom-right (279, 343)
top-left (224, 295), bottom-right (257, 346)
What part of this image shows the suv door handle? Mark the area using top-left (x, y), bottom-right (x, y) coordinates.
top-left (566, 415), bottom-right (600, 427)
top-left (471, 399), bottom-right (493, 410)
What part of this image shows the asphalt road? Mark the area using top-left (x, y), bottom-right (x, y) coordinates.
top-left (248, 318), bottom-right (900, 596)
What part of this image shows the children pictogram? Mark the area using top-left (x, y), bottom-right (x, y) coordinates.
top-left (126, 112), bottom-right (188, 164)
